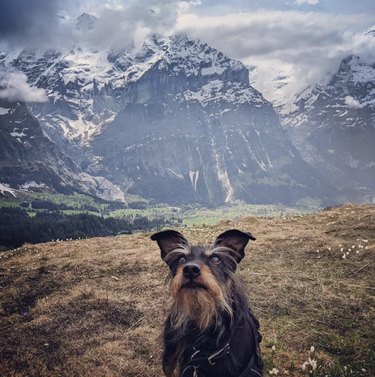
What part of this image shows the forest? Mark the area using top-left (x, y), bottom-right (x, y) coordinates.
top-left (0, 207), bottom-right (168, 249)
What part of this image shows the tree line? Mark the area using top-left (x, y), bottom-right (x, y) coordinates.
top-left (0, 207), bottom-right (168, 249)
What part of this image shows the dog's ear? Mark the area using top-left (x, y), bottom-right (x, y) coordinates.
top-left (151, 230), bottom-right (189, 260)
top-left (213, 229), bottom-right (255, 263)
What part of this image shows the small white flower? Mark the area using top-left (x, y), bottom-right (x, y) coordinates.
top-left (327, 247), bottom-right (331, 251)
top-left (308, 358), bottom-right (317, 371)
top-left (310, 346), bottom-right (315, 354)
top-left (361, 368), bottom-right (366, 372)
top-left (269, 368), bottom-right (279, 375)
top-left (272, 345), bottom-right (276, 351)
top-left (342, 254), bottom-right (346, 259)
top-left (344, 366), bottom-right (347, 372)
top-left (340, 248), bottom-right (344, 252)
top-left (301, 362), bottom-right (308, 372)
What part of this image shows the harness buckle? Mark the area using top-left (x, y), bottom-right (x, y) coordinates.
top-left (207, 357), bottom-right (216, 366)
top-left (207, 343), bottom-right (230, 366)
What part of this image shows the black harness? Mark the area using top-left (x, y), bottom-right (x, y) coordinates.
top-left (180, 312), bottom-right (263, 377)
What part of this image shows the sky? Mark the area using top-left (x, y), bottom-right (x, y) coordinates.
top-left (0, 0), bottom-right (374, 107)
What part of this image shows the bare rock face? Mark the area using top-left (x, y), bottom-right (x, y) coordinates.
top-left (92, 35), bottom-right (335, 205)
top-left (0, 100), bottom-right (124, 200)
top-left (284, 54), bottom-right (375, 202)
top-left (0, 100), bottom-right (82, 193)
top-left (1, 30), bottom-right (337, 205)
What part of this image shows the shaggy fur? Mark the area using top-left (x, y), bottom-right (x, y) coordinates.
top-left (151, 229), bottom-right (263, 377)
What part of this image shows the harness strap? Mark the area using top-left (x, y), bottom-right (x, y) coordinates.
top-left (181, 311), bottom-right (263, 376)
top-left (181, 342), bottom-right (230, 373)
top-left (207, 342), bottom-right (231, 366)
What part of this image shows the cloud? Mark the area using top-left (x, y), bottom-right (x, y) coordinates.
top-left (0, 0), bottom-right (373, 109)
top-left (0, 72), bottom-right (48, 103)
top-left (0, 0), bottom-right (70, 47)
top-left (0, 0), bottom-right (197, 49)
top-left (174, 10), bottom-right (375, 106)
top-left (294, 0), bottom-right (319, 5)
top-left (175, 11), bottom-right (368, 59)
top-left (72, 0), bottom-right (198, 50)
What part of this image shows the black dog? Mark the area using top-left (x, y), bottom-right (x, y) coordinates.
top-left (151, 229), bottom-right (263, 377)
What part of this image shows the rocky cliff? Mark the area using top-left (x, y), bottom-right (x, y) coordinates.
top-left (283, 54), bottom-right (375, 202)
top-left (0, 99), bottom-right (124, 200)
top-left (92, 35), bottom-right (335, 205)
top-left (1, 29), bottom-right (338, 205)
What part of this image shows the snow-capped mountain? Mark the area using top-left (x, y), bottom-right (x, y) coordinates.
top-left (0, 23), bottom-right (338, 205)
top-left (283, 54), bottom-right (375, 201)
top-left (91, 34), bottom-right (336, 205)
top-left (0, 98), bottom-right (124, 199)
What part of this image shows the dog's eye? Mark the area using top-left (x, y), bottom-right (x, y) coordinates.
top-left (178, 257), bottom-right (186, 264)
top-left (210, 256), bottom-right (221, 264)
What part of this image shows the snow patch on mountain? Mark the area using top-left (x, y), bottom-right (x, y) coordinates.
top-left (0, 183), bottom-right (16, 197)
top-left (345, 95), bottom-right (363, 109)
top-left (178, 80), bottom-right (266, 107)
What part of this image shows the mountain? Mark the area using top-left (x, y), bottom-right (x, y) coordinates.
top-left (283, 54), bottom-right (375, 202)
top-left (0, 99), bottom-right (84, 193)
top-left (0, 26), bottom-right (337, 205)
top-left (91, 35), bottom-right (336, 205)
top-left (0, 99), bottom-right (124, 200)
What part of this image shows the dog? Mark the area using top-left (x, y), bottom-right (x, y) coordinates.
top-left (151, 229), bottom-right (263, 377)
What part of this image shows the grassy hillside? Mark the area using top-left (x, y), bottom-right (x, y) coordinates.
top-left (0, 204), bottom-right (374, 376)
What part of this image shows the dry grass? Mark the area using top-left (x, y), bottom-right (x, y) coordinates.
top-left (0, 204), bottom-right (374, 376)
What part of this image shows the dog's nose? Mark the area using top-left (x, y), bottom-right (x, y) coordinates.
top-left (183, 263), bottom-right (201, 280)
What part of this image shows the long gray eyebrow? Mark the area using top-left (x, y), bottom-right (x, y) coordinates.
top-left (204, 246), bottom-right (231, 256)
top-left (204, 245), bottom-right (241, 260)
top-left (163, 244), bottom-right (191, 263)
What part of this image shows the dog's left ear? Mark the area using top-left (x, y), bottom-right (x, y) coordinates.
top-left (214, 229), bottom-right (256, 263)
top-left (151, 230), bottom-right (189, 261)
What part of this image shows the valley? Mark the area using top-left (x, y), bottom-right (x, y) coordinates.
top-left (0, 187), bottom-right (318, 250)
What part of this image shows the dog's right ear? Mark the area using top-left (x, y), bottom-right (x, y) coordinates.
top-left (151, 230), bottom-right (189, 260)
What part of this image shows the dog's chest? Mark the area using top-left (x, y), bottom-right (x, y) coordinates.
top-left (178, 322), bottom-right (256, 377)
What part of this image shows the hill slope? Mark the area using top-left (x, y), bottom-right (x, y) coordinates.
top-left (0, 204), bottom-right (374, 376)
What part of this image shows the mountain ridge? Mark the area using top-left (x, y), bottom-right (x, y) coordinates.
top-left (283, 52), bottom-right (375, 202)
top-left (0, 29), bottom-right (354, 206)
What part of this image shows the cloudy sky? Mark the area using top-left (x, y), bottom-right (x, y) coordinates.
top-left (0, 0), bottom-right (374, 107)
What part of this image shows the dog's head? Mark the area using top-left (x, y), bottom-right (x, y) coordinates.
top-left (151, 229), bottom-right (255, 330)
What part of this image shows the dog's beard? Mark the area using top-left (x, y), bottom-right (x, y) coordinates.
top-left (169, 266), bottom-right (232, 331)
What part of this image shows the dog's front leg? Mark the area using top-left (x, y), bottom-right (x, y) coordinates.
top-left (162, 348), bottom-right (179, 377)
